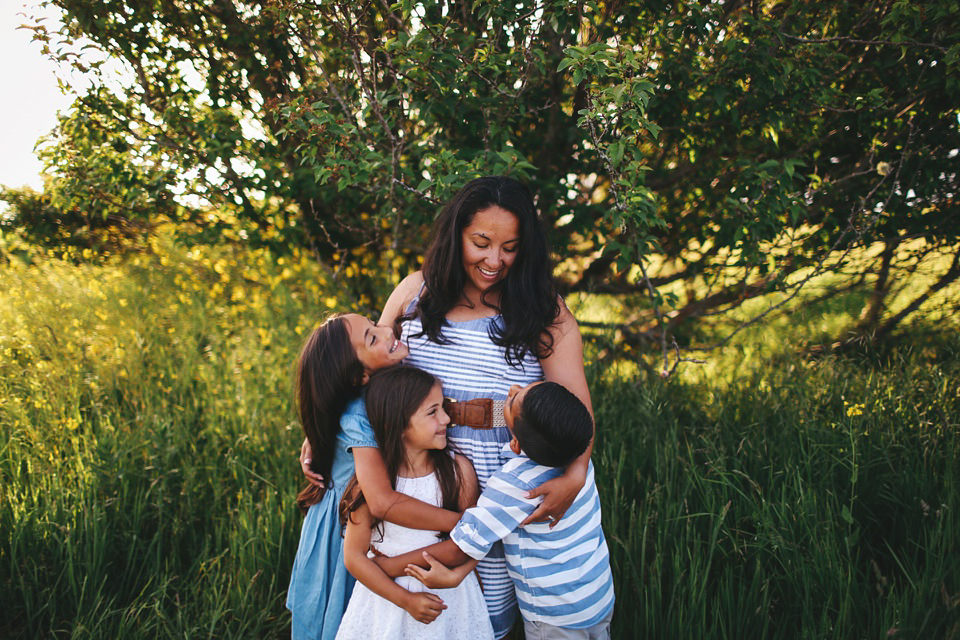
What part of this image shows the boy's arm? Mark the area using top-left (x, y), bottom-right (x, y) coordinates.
top-left (406, 552), bottom-right (480, 589)
top-left (377, 466), bottom-right (538, 578)
top-left (372, 453), bottom-right (481, 578)
top-left (341, 502), bottom-right (448, 624)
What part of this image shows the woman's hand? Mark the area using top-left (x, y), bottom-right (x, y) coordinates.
top-left (521, 468), bottom-right (586, 527)
top-left (401, 590), bottom-right (447, 624)
top-left (299, 438), bottom-right (325, 488)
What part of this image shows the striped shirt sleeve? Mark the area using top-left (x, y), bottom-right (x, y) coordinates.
top-left (450, 466), bottom-right (538, 560)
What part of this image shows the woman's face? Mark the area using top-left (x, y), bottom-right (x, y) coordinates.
top-left (460, 205), bottom-right (520, 296)
top-left (343, 313), bottom-right (408, 374)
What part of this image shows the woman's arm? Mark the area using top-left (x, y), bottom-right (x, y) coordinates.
top-left (363, 270), bottom-right (460, 532)
top-left (342, 502), bottom-right (447, 624)
top-left (523, 299), bottom-right (593, 527)
top-left (379, 271), bottom-right (424, 327)
top-left (353, 447), bottom-right (460, 531)
top-left (299, 437), bottom-right (325, 488)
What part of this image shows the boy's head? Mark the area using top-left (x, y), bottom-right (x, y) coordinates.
top-left (504, 381), bottom-right (593, 467)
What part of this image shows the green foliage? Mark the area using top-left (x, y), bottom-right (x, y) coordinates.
top-left (0, 186), bottom-right (151, 257)
top-left (0, 231), bottom-right (360, 638)
top-left (18, 0), bottom-right (960, 353)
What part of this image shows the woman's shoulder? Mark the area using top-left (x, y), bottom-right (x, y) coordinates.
top-left (397, 270), bottom-right (425, 296)
top-left (549, 294), bottom-right (578, 332)
top-left (379, 271), bottom-right (425, 325)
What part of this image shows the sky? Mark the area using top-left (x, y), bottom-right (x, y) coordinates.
top-left (1, 1), bottom-right (73, 191)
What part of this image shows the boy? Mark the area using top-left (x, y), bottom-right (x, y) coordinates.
top-left (378, 381), bottom-right (615, 639)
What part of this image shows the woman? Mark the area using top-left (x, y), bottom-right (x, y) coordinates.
top-left (302, 176), bottom-right (593, 638)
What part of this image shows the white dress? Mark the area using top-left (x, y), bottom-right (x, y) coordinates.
top-left (335, 472), bottom-right (494, 640)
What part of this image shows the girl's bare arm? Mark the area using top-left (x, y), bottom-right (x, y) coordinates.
top-left (341, 502), bottom-right (447, 624)
top-left (353, 447), bottom-right (460, 531)
top-left (406, 551), bottom-right (480, 590)
top-left (373, 454), bottom-right (478, 578)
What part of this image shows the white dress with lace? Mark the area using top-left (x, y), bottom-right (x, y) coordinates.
top-left (334, 472), bottom-right (494, 640)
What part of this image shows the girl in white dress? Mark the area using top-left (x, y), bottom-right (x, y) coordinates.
top-left (335, 366), bottom-right (494, 640)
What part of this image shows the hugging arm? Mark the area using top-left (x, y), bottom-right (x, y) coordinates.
top-left (296, 440), bottom-right (461, 531)
top-left (524, 299), bottom-right (593, 527)
top-left (406, 552), bottom-right (480, 589)
top-left (374, 454), bottom-right (479, 578)
top-left (353, 447), bottom-right (461, 531)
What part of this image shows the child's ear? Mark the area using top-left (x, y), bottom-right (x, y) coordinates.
top-left (509, 435), bottom-right (521, 455)
top-left (360, 371), bottom-right (371, 385)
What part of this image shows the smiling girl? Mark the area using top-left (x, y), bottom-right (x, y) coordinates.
top-left (286, 314), bottom-right (462, 640)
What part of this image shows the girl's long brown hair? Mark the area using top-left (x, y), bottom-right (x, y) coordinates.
top-left (339, 366), bottom-right (462, 532)
top-left (296, 315), bottom-right (365, 512)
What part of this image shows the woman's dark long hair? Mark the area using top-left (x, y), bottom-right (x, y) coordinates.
top-left (404, 176), bottom-right (560, 366)
top-left (296, 315), bottom-right (366, 513)
top-left (339, 366), bottom-right (462, 531)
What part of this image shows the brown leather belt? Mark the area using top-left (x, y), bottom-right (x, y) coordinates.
top-left (443, 397), bottom-right (506, 429)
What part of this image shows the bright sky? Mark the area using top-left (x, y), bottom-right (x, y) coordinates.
top-left (1, 1), bottom-right (72, 191)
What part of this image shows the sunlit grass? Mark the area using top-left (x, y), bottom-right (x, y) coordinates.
top-left (2, 231), bottom-right (958, 638)
top-left (0, 228), bottom-right (360, 638)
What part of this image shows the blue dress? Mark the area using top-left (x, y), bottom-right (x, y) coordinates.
top-left (287, 398), bottom-right (377, 640)
top-left (401, 308), bottom-right (544, 638)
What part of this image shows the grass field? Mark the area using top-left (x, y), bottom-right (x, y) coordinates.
top-left (2, 231), bottom-right (958, 638)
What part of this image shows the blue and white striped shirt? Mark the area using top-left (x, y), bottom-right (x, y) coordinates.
top-left (451, 446), bottom-right (615, 629)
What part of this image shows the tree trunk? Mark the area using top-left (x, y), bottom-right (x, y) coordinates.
top-left (857, 237), bottom-right (899, 332)
top-left (874, 248), bottom-right (960, 339)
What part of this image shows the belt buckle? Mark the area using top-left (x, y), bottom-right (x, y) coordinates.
top-left (443, 397), bottom-right (459, 423)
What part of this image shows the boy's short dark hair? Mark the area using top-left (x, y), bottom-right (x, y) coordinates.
top-left (513, 382), bottom-right (593, 467)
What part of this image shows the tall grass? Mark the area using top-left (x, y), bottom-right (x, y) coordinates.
top-left (2, 233), bottom-right (958, 638)
top-left (592, 322), bottom-right (960, 638)
top-left (1, 231), bottom-right (358, 637)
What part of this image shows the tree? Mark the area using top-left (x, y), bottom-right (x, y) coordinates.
top-left (20, 0), bottom-right (960, 367)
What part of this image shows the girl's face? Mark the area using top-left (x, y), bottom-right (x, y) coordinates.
top-left (344, 313), bottom-right (408, 375)
top-left (403, 383), bottom-right (450, 452)
top-left (460, 205), bottom-right (520, 296)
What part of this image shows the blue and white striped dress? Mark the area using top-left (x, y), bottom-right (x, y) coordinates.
top-left (401, 307), bottom-right (543, 638)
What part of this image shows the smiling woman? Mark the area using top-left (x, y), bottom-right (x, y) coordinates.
top-left (374, 175), bottom-right (596, 638)
top-left (459, 206), bottom-right (520, 303)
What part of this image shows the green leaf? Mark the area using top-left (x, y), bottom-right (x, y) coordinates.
top-left (608, 141), bottom-right (625, 164)
top-left (840, 505), bottom-right (854, 525)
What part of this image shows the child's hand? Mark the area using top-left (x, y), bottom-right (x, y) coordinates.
top-left (402, 590), bottom-right (447, 624)
top-left (300, 438), bottom-right (325, 488)
top-left (404, 551), bottom-right (465, 589)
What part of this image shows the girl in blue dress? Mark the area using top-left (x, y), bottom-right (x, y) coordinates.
top-left (286, 313), bottom-right (462, 640)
